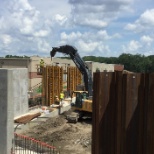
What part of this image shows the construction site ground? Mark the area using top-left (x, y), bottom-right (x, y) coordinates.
top-left (22, 112), bottom-right (92, 154)
top-left (15, 101), bottom-right (92, 154)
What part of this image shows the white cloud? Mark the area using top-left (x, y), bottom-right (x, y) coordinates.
top-left (1, 34), bottom-right (12, 45)
top-left (143, 50), bottom-right (154, 56)
top-left (54, 14), bottom-right (67, 26)
top-left (0, 0), bottom-right (154, 57)
top-left (37, 39), bottom-right (50, 52)
top-left (125, 9), bottom-right (154, 32)
top-left (59, 30), bottom-right (115, 56)
top-left (34, 30), bottom-right (49, 37)
top-left (140, 35), bottom-right (153, 46)
top-left (122, 40), bottom-right (142, 54)
top-left (20, 17), bottom-right (34, 34)
top-left (4, 0), bottom-right (40, 36)
top-left (69, 0), bottom-right (134, 29)
top-left (60, 30), bottom-right (118, 44)
top-left (10, 0), bottom-right (33, 11)
top-left (139, 9), bottom-right (154, 25)
top-left (78, 40), bottom-right (98, 52)
top-left (125, 23), bottom-right (137, 31)
top-left (0, 17), bottom-right (6, 30)
top-left (82, 19), bottom-right (108, 29)
top-left (0, 0), bottom-right (54, 56)
top-left (61, 31), bottom-right (82, 41)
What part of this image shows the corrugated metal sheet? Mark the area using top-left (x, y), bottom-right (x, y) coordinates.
top-left (92, 72), bottom-right (154, 154)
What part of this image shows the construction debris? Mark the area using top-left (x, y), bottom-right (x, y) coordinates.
top-left (14, 112), bottom-right (41, 124)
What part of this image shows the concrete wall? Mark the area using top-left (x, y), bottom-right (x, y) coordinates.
top-left (0, 69), bottom-right (14, 153)
top-left (12, 69), bottom-right (29, 118)
top-left (101, 63), bottom-right (114, 72)
top-left (0, 68), bottom-right (29, 153)
top-left (0, 58), bottom-right (29, 68)
top-left (85, 61), bottom-right (114, 78)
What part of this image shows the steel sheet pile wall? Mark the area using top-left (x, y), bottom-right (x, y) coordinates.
top-left (67, 66), bottom-right (82, 92)
top-left (42, 66), bottom-right (63, 106)
top-left (92, 72), bottom-right (154, 154)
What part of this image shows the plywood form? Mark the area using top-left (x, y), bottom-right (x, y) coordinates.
top-left (42, 66), bottom-right (82, 106)
top-left (67, 66), bottom-right (82, 93)
top-left (42, 65), bottom-right (63, 106)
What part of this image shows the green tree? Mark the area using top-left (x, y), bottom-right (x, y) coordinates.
top-left (5, 55), bottom-right (30, 58)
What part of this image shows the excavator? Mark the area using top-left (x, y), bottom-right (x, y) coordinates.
top-left (50, 45), bottom-right (93, 122)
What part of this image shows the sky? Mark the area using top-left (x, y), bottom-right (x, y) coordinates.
top-left (0, 0), bottom-right (154, 58)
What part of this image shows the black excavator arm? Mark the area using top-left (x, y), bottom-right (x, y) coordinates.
top-left (50, 45), bottom-right (92, 96)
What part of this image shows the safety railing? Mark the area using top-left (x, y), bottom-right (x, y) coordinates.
top-left (12, 133), bottom-right (59, 154)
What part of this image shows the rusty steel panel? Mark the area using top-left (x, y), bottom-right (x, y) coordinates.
top-left (115, 72), bottom-right (123, 154)
top-left (92, 72), bottom-right (116, 154)
top-left (145, 73), bottom-right (154, 154)
top-left (122, 73), bottom-right (145, 154)
top-left (92, 72), bottom-right (154, 154)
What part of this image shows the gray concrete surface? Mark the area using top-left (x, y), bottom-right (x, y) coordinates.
top-left (0, 69), bottom-right (14, 154)
top-left (0, 68), bottom-right (29, 154)
top-left (12, 68), bottom-right (29, 118)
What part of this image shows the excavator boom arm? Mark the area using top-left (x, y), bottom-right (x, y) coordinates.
top-left (50, 45), bottom-right (92, 96)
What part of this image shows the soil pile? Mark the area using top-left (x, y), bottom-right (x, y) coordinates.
top-left (22, 112), bottom-right (92, 154)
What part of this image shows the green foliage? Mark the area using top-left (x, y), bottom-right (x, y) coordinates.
top-left (83, 53), bottom-right (154, 73)
top-left (5, 55), bottom-right (30, 58)
top-left (58, 56), bottom-right (70, 59)
top-left (83, 56), bottom-right (119, 64)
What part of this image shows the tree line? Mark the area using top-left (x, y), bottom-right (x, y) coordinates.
top-left (5, 55), bottom-right (30, 58)
top-left (82, 53), bottom-right (154, 73)
top-left (3, 53), bottom-right (154, 73)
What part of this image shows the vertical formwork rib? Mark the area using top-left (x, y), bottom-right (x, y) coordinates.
top-left (67, 66), bottom-right (82, 93)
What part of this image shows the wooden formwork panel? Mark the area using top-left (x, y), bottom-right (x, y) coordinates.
top-left (42, 65), bottom-right (63, 106)
top-left (42, 66), bottom-right (81, 106)
top-left (67, 66), bottom-right (82, 93)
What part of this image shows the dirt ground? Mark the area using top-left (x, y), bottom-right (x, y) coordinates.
top-left (22, 111), bottom-right (92, 154)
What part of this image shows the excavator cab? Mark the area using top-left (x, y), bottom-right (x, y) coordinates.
top-left (71, 91), bottom-right (88, 108)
